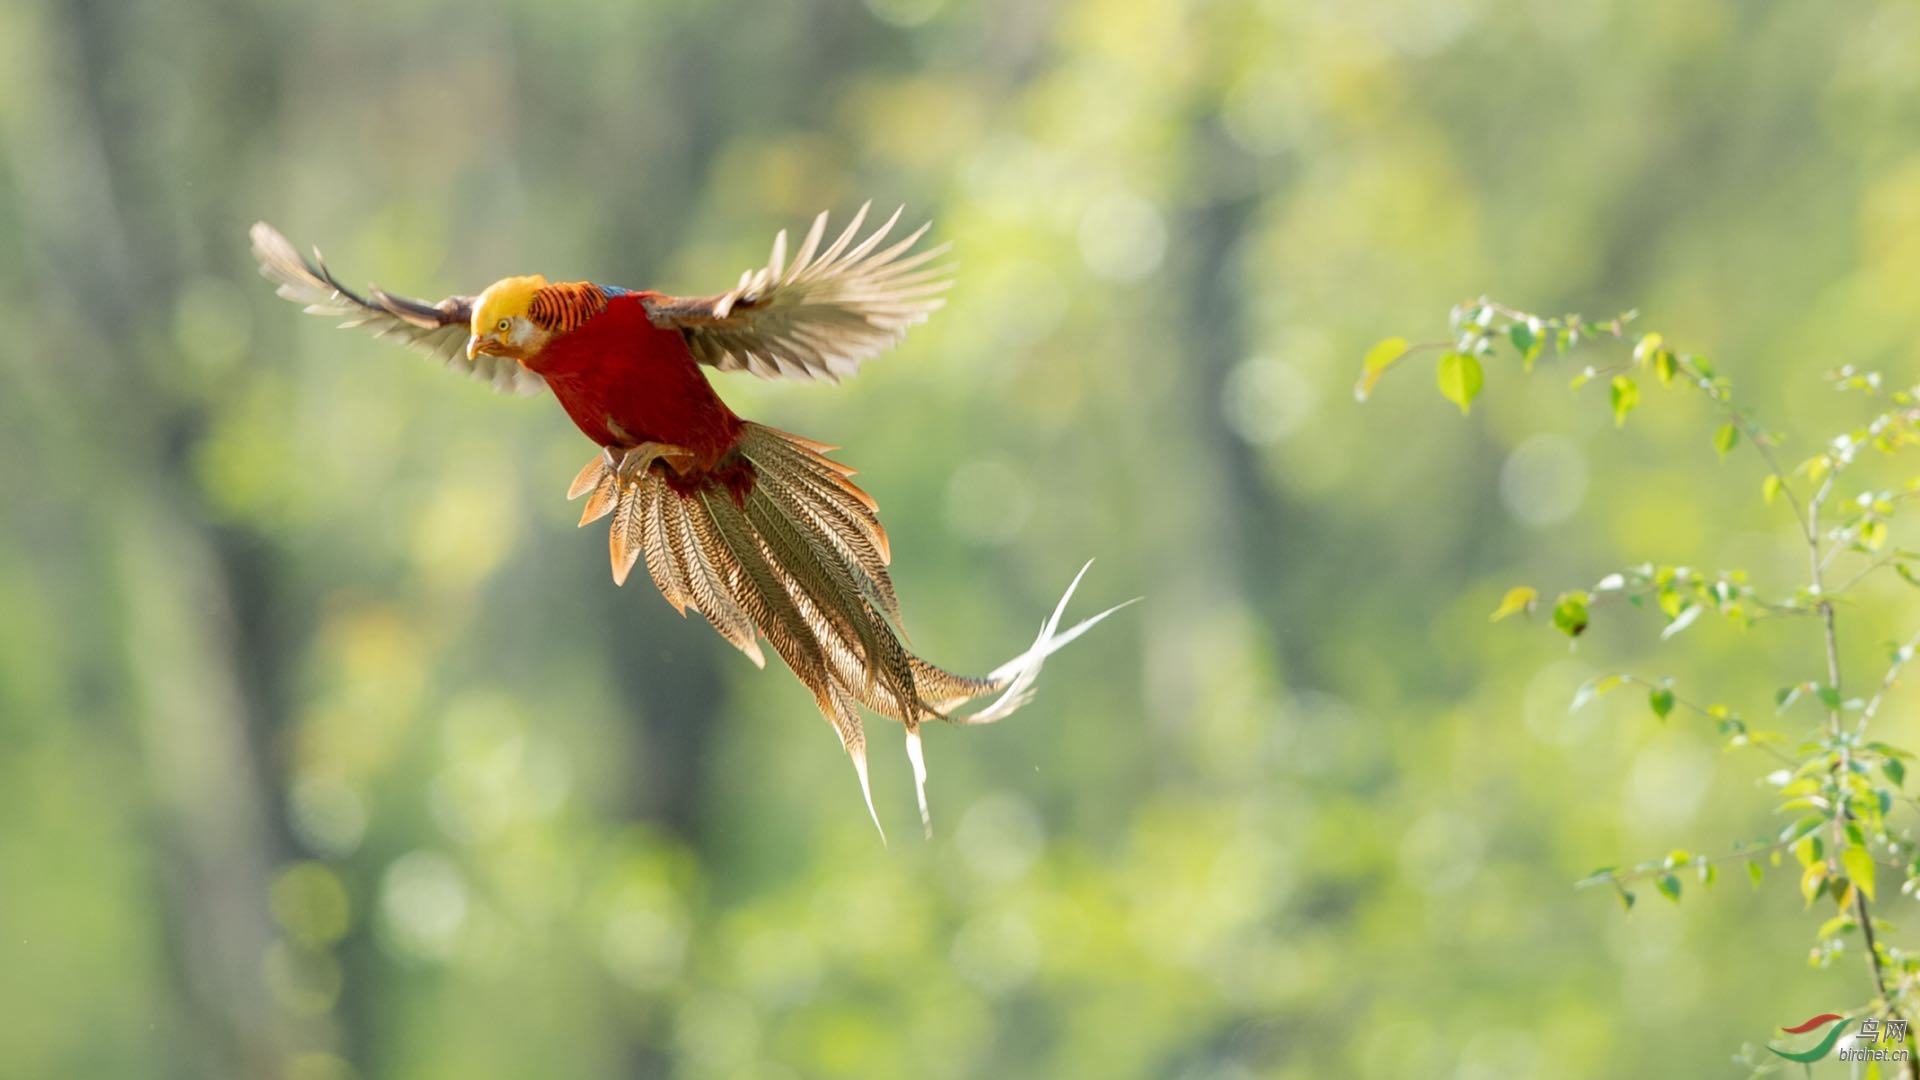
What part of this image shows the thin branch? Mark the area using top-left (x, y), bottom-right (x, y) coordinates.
top-left (1858, 632), bottom-right (1920, 740)
top-left (1612, 675), bottom-right (1797, 767)
top-left (1674, 356), bottom-right (1814, 542)
top-left (1576, 837), bottom-right (1793, 890)
top-left (1830, 553), bottom-right (1901, 597)
top-left (1806, 457), bottom-right (1915, 1079)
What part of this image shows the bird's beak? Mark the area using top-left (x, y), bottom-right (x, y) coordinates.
top-left (465, 334), bottom-right (485, 361)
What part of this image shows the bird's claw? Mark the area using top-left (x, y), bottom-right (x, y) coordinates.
top-left (615, 441), bottom-right (698, 484)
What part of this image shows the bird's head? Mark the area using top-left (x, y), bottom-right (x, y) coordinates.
top-left (468, 274), bottom-right (552, 362)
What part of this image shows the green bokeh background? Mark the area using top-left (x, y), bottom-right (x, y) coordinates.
top-left (4, 0), bottom-right (1919, 1076)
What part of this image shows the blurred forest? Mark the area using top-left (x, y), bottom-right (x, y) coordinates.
top-left (5, 0), bottom-right (1920, 1076)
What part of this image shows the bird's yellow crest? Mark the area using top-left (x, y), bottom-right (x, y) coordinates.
top-left (470, 274), bottom-right (550, 335)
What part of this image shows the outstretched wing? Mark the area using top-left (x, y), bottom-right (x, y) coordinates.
top-left (643, 203), bottom-right (954, 383)
top-left (249, 222), bottom-right (546, 396)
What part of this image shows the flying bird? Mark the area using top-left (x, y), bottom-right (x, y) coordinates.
top-left (250, 206), bottom-right (1127, 839)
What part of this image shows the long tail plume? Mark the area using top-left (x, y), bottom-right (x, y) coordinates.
top-left (570, 423), bottom-right (1133, 840)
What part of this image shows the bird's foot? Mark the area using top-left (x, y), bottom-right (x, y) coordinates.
top-left (615, 441), bottom-right (698, 484)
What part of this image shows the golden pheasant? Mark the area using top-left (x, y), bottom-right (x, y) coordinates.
top-left (250, 206), bottom-right (1127, 839)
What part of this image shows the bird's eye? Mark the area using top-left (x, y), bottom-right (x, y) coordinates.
top-left (496, 318), bottom-right (512, 333)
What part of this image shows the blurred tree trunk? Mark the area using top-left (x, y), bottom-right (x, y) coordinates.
top-left (22, 3), bottom-right (298, 1075)
top-left (1134, 128), bottom-right (1282, 728)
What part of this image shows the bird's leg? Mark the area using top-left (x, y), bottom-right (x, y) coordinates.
top-left (614, 441), bottom-right (699, 484)
top-left (655, 443), bottom-right (699, 476)
top-left (614, 444), bottom-right (657, 484)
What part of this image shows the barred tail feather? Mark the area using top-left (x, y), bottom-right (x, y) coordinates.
top-left (566, 424), bottom-right (1131, 839)
top-left (942, 560), bottom-right (1139, 725)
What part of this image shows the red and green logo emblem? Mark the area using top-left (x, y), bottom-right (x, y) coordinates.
top-left (1767, 1014), bottom-right (1854, 1063)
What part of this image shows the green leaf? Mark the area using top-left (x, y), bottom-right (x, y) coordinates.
top-left (1616, 888), bottom-right (1635, 912)
top-left (1436, 351), bottom-right (1483, 415)
top-left (1800, 861), bottom-right (1826, 906)
top-left (1817, 914), bottom-right (1857, 939)
top-left (1713, 422), bottom-right (1739, 458)
top-left (1843, 846), bottom-right (1877, 902)
top-left (1655, 874), bottom-right (1681, 903)
top-left (1488, 585), bottom-right (1538, 622)
top-left (1570, 673), bottom-right (1622, 712)
top-left (1508, 323), bottom-right (1535, 361)
top-left (1659, 604), bottom-right (1701, 640)
top-left (1552, 591), bottom-right (1590, 638)
top-left (1763, 474), bottom-right (1782, 505)
top-left (1886, 757), bottom-right (1906, 788)
top-left (1356, 337), bottom-right (1410, 401)
top-left (1817, 685), bottom-right (1842, 711)
top-left (1609, 375), bottom-right (1638, 427)
top-left (1654, 349), bottom-right (1677, 386)
top-left (1649, 687), bottom-right (1675, 720)
top-left (1783, 815), bottom-right (1825, 847)
top-left (1747, 860), bottom-right (1764, 887)
top-left (1655, 582), bottom-right (1683, 618)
